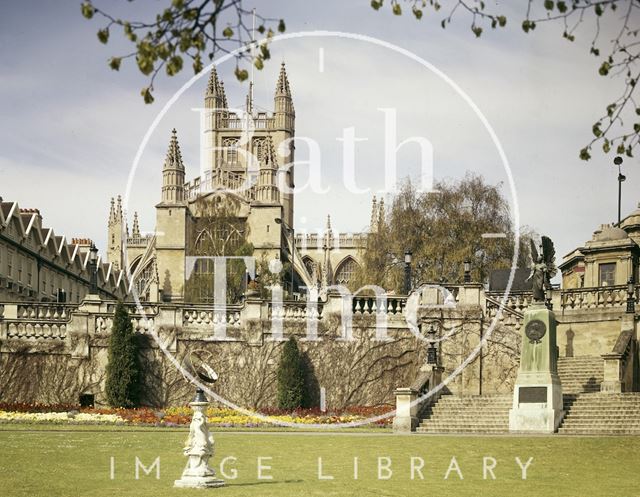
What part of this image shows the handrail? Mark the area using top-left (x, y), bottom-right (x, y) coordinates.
top-left (412, 370), bottom-right (439, 419)
top-left (410, 370), bottom-right (431, 395)
top-left (485, 294), bottom-right (524, 320)
top-left (612, 329), bottom-right (634, 356)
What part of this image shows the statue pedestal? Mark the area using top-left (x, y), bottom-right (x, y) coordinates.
top-left (509, 303), bottom-right (565, 433)
top-left (174, 399), bottom-right (225, 489)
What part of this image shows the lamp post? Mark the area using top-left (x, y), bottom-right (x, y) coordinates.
top-left (89, 242), bottom-right (98, 295)
top-left (615, 155), bottom-right (625, 226)
top-left (463, 260), bottom-right (471, 284)
top-left (426, 323), bottom-right (438, 366)
top-left (403, 250), bottom-right (412, 295)
top-left (626, 277), bottom-right (635, 314)
top-left (274, 217), bottom-right (295, 297)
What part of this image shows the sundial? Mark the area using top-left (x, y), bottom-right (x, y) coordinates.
top-left (182, 350), bottom-right (218, 403)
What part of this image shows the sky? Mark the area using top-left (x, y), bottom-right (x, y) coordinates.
top-left (1, 0), bottom-right (638, 268)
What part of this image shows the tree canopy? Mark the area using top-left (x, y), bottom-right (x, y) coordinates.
top-left (352, 173), bottom-right (533, 293)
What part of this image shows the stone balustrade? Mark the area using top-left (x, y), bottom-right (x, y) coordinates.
top-left (6, 321), bottom-right (67, 340)
top-left (268, 301), bottom-right (323, 321)
top-left (561, 285), bottom-right (628, 310)
top-left (182, 306), bottom-right (243, 328)
top-left (486, 291), bottom-right (531, 315)
top-left (16, 304), bottom-right (74, 321)
top-left (485, 294), bottom-right (525, 330)
top-left (353, 295), bottom-right (406, 316)
top-left (1, 303), bottom-right (72, 340)
top-left (0, 285), bottom-right (634, 350)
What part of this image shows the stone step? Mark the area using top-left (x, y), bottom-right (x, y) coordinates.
top-left (559, 421), bottom-right (640, 428)
top-left (564, 401), bottom-right (640, 407)
top-left (561, 383), bottom-right (601, 387)
top-left (418, 393), bottom-right (512, 434)
top-left (559, 390), bottom-right (640, 434)
top-left (417, 428), bottom-right (508, 434)
top-left (421, 416), bottom-right (509, 422)
top-left (430, 400), bottom-right (512, 404)
top-left (564, 392), bottom-right (640, 397)
top-left (558, 428), bottom-right (640, 434)
top-left (420, 422), bottom-right (508, 428)
top-left (557, 361), bottom-right (603, 365)
top-left (561, 385), bottom-right (602, 388)
top-left (431, 404), bottom-right (513, 408)
top-left (426, 411), bottom-right (511, 417)
top-left (558, 356), bottom-right (602, 361)
top-left (557, 362), bottom-right (602, 366)
top-left (558, 362), bottom-right (602, 365)
top-left (567, 398), bottom-right (640, 402)
top-left (426, 406), bottom-right (511, 417)
top-left (559, 375), bottom-right (603, 379)
top-left (562, 388), bottom-right (601, 393)
top-left (564, 411), bottom-right (640, 417)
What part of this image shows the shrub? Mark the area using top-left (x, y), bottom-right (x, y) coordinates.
top-left (105, 302), bottom-right (141, 407)
top-left (276, 337), bottom-right (305, 410)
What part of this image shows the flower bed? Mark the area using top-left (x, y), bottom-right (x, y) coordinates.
top-left (0, 403), bottom-right (393, 428)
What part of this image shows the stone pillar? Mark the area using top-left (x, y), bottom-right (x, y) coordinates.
top-left (458, 284), bottom-right (483, 307)
top-left (392, 387), bottom-right (418, 433)
top-left (601, 353), bottom-right (624, 393)
top-left (509, 302), bottom-right (565, 433)
top-left (3, 304), bottom-right (17, 320)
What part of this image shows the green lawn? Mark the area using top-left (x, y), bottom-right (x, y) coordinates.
top-left (0, 425), bottom-right (638, 497)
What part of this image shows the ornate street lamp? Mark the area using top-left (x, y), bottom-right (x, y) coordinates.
top-left (463, 260), bottom-right (471, 284)
top-left (89, 242), bottom-right (98, 295)
top-left (404, 250), bottom-right (412, 295)
top-left (627, 277), bottom-right (635, 314)
top-left (426, 323), bottom-right (438, 366)
top-left (614, 155), bottom-right (625, 226)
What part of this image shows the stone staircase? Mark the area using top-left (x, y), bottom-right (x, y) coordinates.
top-left (557, 356), bottom-right (604, 394)
top-left (416, 395), bottom-right (511, 434)
top-left (558, 393), bottom-right (640, 435)
top-left (416, 356), bottom-right (610, 434)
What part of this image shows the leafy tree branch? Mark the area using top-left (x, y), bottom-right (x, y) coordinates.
top-left (374, 0), bottom-right (640, 160)
top-left (81, 0), bottom-right (284, 103)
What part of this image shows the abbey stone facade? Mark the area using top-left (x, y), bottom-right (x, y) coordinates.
top-left (107, 64), bottom-right (370, 303)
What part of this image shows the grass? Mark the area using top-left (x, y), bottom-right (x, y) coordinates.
top-left (0, 425), bottom-right (638, 497)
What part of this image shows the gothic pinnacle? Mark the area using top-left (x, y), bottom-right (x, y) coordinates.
top-left (109, 197), bottom-right (116, 224)
top-left (276, 61), bottom-right (291, 95)
top-left (164, 128), bottom-right (185, 171)
top-left (206, 67), bottom-right (227, 107)
top-left (206, 67), bottom-right (220, 95)
top-left (132, 212), bottom-right (140, 238)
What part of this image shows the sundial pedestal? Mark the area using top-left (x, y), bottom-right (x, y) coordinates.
top-left (509, 302), bottom-right (565, 433)
top-left (174, 390), bottom-right (225, 489)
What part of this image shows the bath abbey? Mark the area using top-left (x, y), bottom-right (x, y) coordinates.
top-left (1, 64), bottom-right (640, 437)
top-left (107, 64), bottom-right (368, 304)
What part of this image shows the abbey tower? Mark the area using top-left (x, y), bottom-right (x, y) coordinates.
top-left (108, 64), bottom-right (366, 303)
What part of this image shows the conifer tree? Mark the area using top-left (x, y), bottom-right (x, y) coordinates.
top-left (105, 302), bottom-right (141, 407)
top-left (276, 337), bottom-right (305, 411)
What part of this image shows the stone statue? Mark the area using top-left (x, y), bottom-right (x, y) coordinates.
top-left (526, 236), bottom-right (557, 302)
